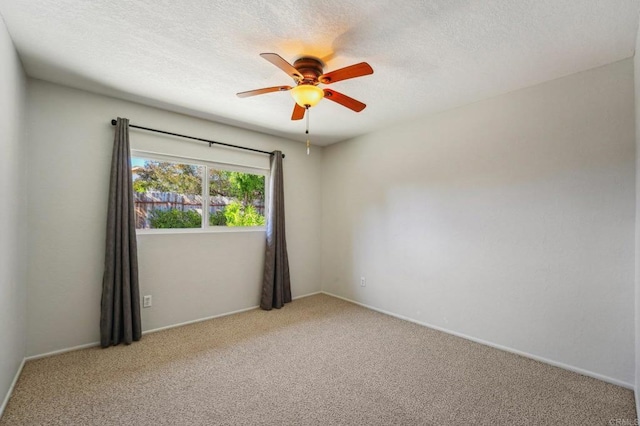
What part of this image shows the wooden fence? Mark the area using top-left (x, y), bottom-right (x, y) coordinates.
top-left (134, 191), bottom-right (264, 228)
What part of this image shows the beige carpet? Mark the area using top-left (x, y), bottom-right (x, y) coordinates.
top-left (1, 294), bottom-right (636, 425)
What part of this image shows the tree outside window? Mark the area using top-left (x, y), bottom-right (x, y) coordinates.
top-left (131, 156), bottom-right (266, 230)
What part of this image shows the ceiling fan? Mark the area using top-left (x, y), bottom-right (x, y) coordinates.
top-left (236, 53), bottom-right (374, 120)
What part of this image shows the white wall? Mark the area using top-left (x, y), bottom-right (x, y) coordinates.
top-left (321, 59), bottom-right (636, 386)
top-left (26, 80), bottom-right (323, 356)
top-left (0, 15), bottom-right (27, 412)
top-left (16, 35), bottom-right (638, 395)
top-left (634, 21), bottom-right (640, 413)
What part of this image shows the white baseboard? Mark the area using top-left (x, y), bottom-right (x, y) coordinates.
top-left (293, 291), bottom-right (321, 300)
top-left (1, 289), bottom-right (320, 418)
top-left (144, 290), bottom-right (321, 335)
top-left (6, 289), bottom-right (629, 417)
top-left (26, 290), bottom-right (324, 359)
top-left (143, 305), bottom-right (260, 335)
top-left (0, 358), bottom-right (25, 420)
top-left (25, 341), bottom-right (100, 361)
top-left (322, 291), bottom-right (634, 390)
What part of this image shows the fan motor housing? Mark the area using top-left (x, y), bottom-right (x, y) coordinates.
top-left (293, 57), bottom-right (324, 85)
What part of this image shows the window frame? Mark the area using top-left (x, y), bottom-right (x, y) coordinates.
top-left (131, 149), bottom-right (269, 235)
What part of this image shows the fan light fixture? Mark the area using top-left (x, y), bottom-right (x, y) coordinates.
top-left (290, 84), bottom-right (324, 108)
top-left (237, 53), bottom-right (374, 156)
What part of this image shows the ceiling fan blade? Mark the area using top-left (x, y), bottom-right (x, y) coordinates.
top-left (323, 89), bottom-right (366, 112)
top-left (319, 62), bottom-right (373, 84)
top-left (260, 53), bottom-right (303, 81)
top-left (291, 103), bottom-right (306, 120)
top-left (236, 85), bottom-right (292, 98)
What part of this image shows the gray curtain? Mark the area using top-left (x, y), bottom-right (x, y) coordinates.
top-left (100, 117), bottom-right (142, 347)
top-left (261, 151), bottom-right (291, 310)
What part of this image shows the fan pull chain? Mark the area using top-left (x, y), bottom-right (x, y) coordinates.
top-left (305, 106), bottom-right (311, 155)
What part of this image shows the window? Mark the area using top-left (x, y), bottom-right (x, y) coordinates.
top-left (131, 152), bottom-right (267, 231)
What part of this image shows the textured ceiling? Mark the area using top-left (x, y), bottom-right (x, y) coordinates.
top-left (0, 0), bottom-right (638, 145)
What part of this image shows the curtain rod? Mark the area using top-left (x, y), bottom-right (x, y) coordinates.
top-left (110, 119), bottom-right (284, 158)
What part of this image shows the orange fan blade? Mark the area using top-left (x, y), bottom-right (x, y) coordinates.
top-left (236, 86), bottom-right (292, 98)
top-left (323, 89), bottom-right (366, 112)
top-left (291, 103), bottom-right (306, 120)
top-left (319, 62), bottom-right (373, 84)
top-left (260, 53), bottom-right (303, 81)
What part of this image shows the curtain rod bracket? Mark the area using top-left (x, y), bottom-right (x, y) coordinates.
top-left (109, 119), bottom-right (284, 158)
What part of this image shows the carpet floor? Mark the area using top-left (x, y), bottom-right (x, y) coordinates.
top-left (1, 294), bottom-right (636, 425)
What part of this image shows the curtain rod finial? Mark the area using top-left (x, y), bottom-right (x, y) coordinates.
top-left (110, 119), bottom-right (117, 125)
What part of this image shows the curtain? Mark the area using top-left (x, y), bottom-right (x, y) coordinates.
top-left (261, 151), bottom-right (291, 310)
top-left (100, 117), bottom-right (142, 347)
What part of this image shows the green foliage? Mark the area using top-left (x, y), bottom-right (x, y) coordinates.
top-left (133, 161), bottom-right (202, 194)
top-left (209, 210), bottom-right (228, 226)
top-left (209, 170), bottom-right (265, 207)
top-left (149, 209), bottom-right (202, 229)
top-left (223, 201), bottom-right (266, 227)
top-left (133, 159), bottom-right (266, 228)
top-left (226, 172), bottom-right (265, 206)
top-left (208, 169), bottom-right (232, 198)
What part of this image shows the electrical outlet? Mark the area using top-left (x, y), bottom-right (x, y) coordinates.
top-left (360, 277), bottom-right (366, 287)
top-left (143, 295), bottom-right (152, 308)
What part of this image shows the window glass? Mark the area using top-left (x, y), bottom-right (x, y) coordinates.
top-left (131, 154), bottom-right (267, 230)
top-left (132, 158), bottom-right (204, 229)
top-left (209, 169), bottom-right (265, 227)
